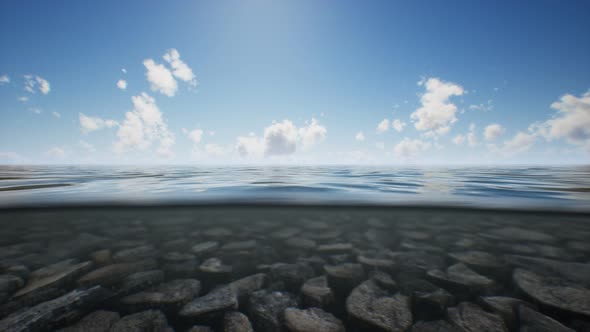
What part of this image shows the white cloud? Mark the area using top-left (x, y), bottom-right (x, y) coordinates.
top-left (452, 134), bottom-right (465, 145)
top-left (392, 119), bottom-right (406, 132)
top-left (114, 92), bottom-right (175, 158)
top-left (355, 131), bottom-right (365, 141)
top-left (163, 48), bottom-right (197, 86)
top-left (143, 59), bottom-right (177, 97)
top-left (467, 123), bottom-right (478, 147)
top-left (122, 68), bottom-right (127, 74)
top-left (411, 77), bottom-right (464, 136)
top-left (532, 90), bottom-right (590, 149)
top-left (24, 75), bottom-right (51, 94)
top-left (30, 108), bottom-right (42, 114)
top-left (484, 123), bottom-right (505, 141)
top-left (52, 111), bottom-right (61, 118)
top-left (46, 147), bottom-right (65, 158)
top-left (377, 119), bottom-right (390, 133)
top-left (298, 118), bottom-right (327, 151)
top-left (117, 79), bottom-right (127, 90)
top-left (489, 132), bottom-right (536, 156)
top-left (187, 129), bottom-right (204, 144)
top-left (204, 143), bottom-right (226, 157)
top-left (79, 113), bottom-right (118, 134)
top-left (393, 138), bottom-right (431, 158)
top-left (236, 118), bottom-right (327, 157)
top-left (79, 140), bottom-right (95, 153)
top-left (469, 100), bottom-right (493, 112)
top-left (0, 75), bottom-right (9, 84)
top-left (18, 96), bottom-right (28, 102)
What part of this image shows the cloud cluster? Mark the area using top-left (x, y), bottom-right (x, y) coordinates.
top-left (24, 75), bottom-right (51, 94)
top-left (377, 118), bottom-right (406, 133)
top-left (489, 132), bottom-right (536, 156)
top-left (114, 93), bottom-right (175, 157)
top-left (143, 49), bottom-right (196, 97)
top-left (355, 131), bottom-right (365, 141)
top-left (452, 123), bottom-right (478, 147)
top-left (79, 113), bottom-right (118, 134)
top-left (484, 123), bottom-right (505, 141)
top-left (393, 138), bottom-right (431, 158)
top-left (411, 77), bottom-right (464, 136)
top-left (236, 118), bottom-right (327, 158)
top-left (117, 79), bottom-right (127, 90)
top-left (0, 75), bottom-right (9, 84)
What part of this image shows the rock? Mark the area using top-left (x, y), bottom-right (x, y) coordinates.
top-left (109, 310), bottom-right (173, 332)
top-left (0, 274), bottom-right (24, 295)
top-left (397, 275), bottom-right (439, 296)
top-left (284, 307), bottom-right (344, 332)
top-left (447, 302), bottom-right (508, 332)
top-left (77, 260), bottom-right (157, 288)
top-left (479, 296), bottom-right (534, 331)
top-left (270, 263), bottom-right (315, 292)
top-left (518, 304), bottom-right (575, 332)
top-left (301, 276), bottom-right (334, 308)
top-left (121, 278), bottom-right (201, 312)
top-left (324, 263), bottom-right (365, 296)
top-left (222, 240), bottom-right (257, 251)
top-left (200, 258), bottom-right (232, 275)
top-left (513, 268), bottom-right (590, 316)
top-left (191, 241), bottom-right (220, 256)
top-left (13, 260), bottom-right (93, 298)
top-left (505, 255), bottom-right (590, 286)
top-left (271, 227), bottom-right (301, 240)
top-left (56, 310), bottom-right (120, 332)
top-left (413, 288), bottom-right (453, 321)
top-left (388, 251), bottom-right (446, 276)
top-left (370, 270), bottom-right (397, 292)
top-left (357, 254), bottom-right (395, 273)
top-left (248, 290), bottom-right (299, 332)
top-left (0, 287), bottom-right (66, 318)
top-left (482, 227), bottom-right (555, 243)
top-left (203, 227), bottom-right (233, 238)
top-left (161, 251), bottom-right (196, 262)
top-left (117, 270), bottom-right (165, 296)
top-left (187, 326), bottom-right (214, 332)
top-left (224, 311), bottom-right (254, 332)
top-left (426, 263), bottom-right (495, 299)
top-left (228, 273), bottom-right (267, 303)
top-left (180, 286), bottom-right (238, 318)
top-left (4, 265), bottom-right (29, 280)
top-left (0, 286), bottom-right (110, 332)
top-left (90, 249), bottom-right (111, 267)
top-left (449, 251), bottom-right (506, 278)
top-left (285, 237), bottom-right (317, 251)
top-left (317, 243), bottom-right (353, 255)
top-left (112, 245), bottom-right (157, 263)
top-left (346, 279), bottom-right (412, 332)
top-left (410, 320), bottom-right (462, 332)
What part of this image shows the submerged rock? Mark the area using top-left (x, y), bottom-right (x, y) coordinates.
top-left (426, 263), bottom-right (495, 298)
top-left (180, 286), bottom-right (238, 319)
top-left (227, 273), bottom-right (267, 303)
top-left (77, 260), bottom-right (157, 288)
top-left (109, 310), bottom-right (173, 332)
top-left (112, 245), bottom-right (157, 263)
top-left (284, 307), bottom-right (345, 332)
top-left (512, 268), bottom-right (590, 316)
top-left (191, 241), bottom-right (220, 256)
top-left (270, 263), bottom-right (315, 292)
top-left (346, 279), bottom-right (412, 332)
top-left (447, 302), bottom-right (508, 332)
top-left (324, 263), bottom-right (365, 296)
top-left (120, 278), bottom-right (201, 312)
top-left (223, 311), bottom-right (254, 332)
top-left (13, 260), bottom-right (93, 299)
top-left (409, 320), bottom-right (462, 332)
top-left (518, 304), bottom-right (575, 332)
top-left (301, 276), bottom-right (334, 308)
top-left (479, 296), bottom-right (534, 330)
top-left (413, 288), bottom-right (453, 321)
top-left (247, 290), bottom-right (299, 332)
top-left (56, 310), bottom-right (120, 332)
top-left (0, 274), bottom-right (24, 295)
top-left (505, 255), bottom-right (590, 286)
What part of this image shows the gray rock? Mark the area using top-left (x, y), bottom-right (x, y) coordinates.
top-left (0, 286), bottom-right (110, 332)
top-left (13, 260), bottom-right (93, 299)
top-left (248, 290), bottom-right (299, 332)
top-left (0, 287), bottom-right (66, 318)
top-left (121, 278), bottom-right (200, 311)
top-left (413, 288), bottom-right (453, 321)
top-left (56, 310), bottom-right (120, 332)
top-left (513, 268), bottom-right (590, 316)
top-left (479, 296), bottom-right (534, 331)
top-left (228, 273), bottom-right (267, 303)
top-left (301, 276), bottom-right (334, 308)
top-left (200, 257), bottom-right (232, 275)
top-left (270, 263), bottom-right (315, 292)
top-left (180, 286), bottom-right (238, 318)
top-left (271, 227), bottom-right (301, 240)
top-left (324, 263), bottom-right (365, 296)
top-left (203, 227), bottom-right (233, 238)
top-left (4, 265), bottom-right (29, 281)
top-left (109, 310), bottom-right (173, 332)
top-left (357, 254), bottom-right (395, 272)
top-left (505, 255), bottom-right (590, 286)
top-left (187, 326), bottom-right (214, 332)
top-left (284, 307), bottom-right (344, 332)
top-left (388, 251), bottom-right (446, 276)
top-left (191, 241), bottom-right (220, 256)
top-left (222, 240), bottom-right (257, 251)
top-left (447, 302), bottom-right (508, 332)
top-left (317, 243), bottom-right (353, 255)
top-left (77, 260), bottom-right (157, 288)
top-left (117, 270), bottom-right (165, 296)
top-left (346, 279), bottom-right (412, 332)
top-left (112, 245), bottom-right (156, 263)
top-left (426, 263), bottom-right (495, 298)
top-left (0, 274), bottom-right (24, 295)
top-left (482, 227), bottom-right (555, 243)
top-left (518, 304), bottom-right (574, 332)
top-left (410, 320), bottom-right (462, 332)
top-left (90, 249), bottom-right (112, 267)
top-left (224, 311), bottom-right (254, 332)
top-left (449, 251), bottom-right (505, 278)
top-left (370, 270), bottom-right (397, 292)
top-left (285, 237), bottom-right (317, 251)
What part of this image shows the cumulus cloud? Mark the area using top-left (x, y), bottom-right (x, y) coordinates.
top-left (114, 93), bottom-right (175, 157)
top-left (52, 111), bottom-right (61, 118)
top-left (489, 132), bottom-right (536, 156)
top-left (121, 68), bottom-right (127, 74)
top-left (163, 48), bottom-right (197, 86)
top-left (484, 123), bottom-right (505, 141)
top-left (452, 123), bottom-right (478, 147)
top-left (355, 131), bottom-right (365, 141)
top-left (392, 119), bottom-right (406, 132)
top-left (0, 75), bottom-right (9, 84)
top-left (204, 143), bottom-right (226, 157)
top-left (143, 59), bottom-right (177, 97)
top-left (532, 90), bottom-right (590, 149)
top-left (24, 75), bottom-right (51, 94)
top-left (186, 128), bottom-right (204, 144)
top-left (411, 77), bottom-right (464, 136)
top-left (46, 147), bottom-right (65, 158)
top-left (79, 113), bottom-right (118, 134)
top-left (377, 119), bottom-right (390, 133)
top-left (30, 108), bottom-right (42, 114)
top-left (117, 79), bottom-right (127, 90)
top-left (452, 134), bottom-right (465, 145)
top-left (393, 138), bottom-right (431, 158)
top-left (469, 100), bottom-right (493, 112)
top-left (236, 118), bottom-right (327, 158)
top-left (18, 96), bottom-right (28, 102)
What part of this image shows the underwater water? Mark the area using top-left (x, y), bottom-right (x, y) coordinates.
top-left (0, 166), bottom-right (590, 331)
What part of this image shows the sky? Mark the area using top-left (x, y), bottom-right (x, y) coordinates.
top-left (1, 0), bottom-right (589, 165)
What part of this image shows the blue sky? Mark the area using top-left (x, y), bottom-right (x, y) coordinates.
top-left (1, 0), bottom-right (589, 164)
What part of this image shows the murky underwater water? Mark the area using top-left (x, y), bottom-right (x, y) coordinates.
top-left (0, 206), bottom-right (589, 331)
